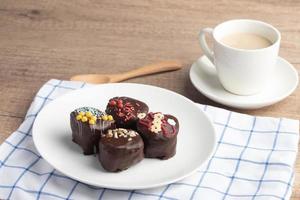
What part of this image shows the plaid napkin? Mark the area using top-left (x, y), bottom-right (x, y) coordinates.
top-left (0, 79), bottom-right (299, 200)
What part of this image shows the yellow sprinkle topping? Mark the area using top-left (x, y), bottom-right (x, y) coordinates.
top-left (102, 115), bottom-right (108, 121)
top-left (76, 115), bottom-right (82, 120)
top-left (91, 116), bottom-right (97, 121)
top-left (89, 119), bottom-right (96, 125)
top-left (85, 111), bottom-right (92, 118)
top-left (79, 111), bottom-right (85, 116)
top-left (75, 109), bottom-right (102, 124)
top-left (81, 116), bottom-right (88, 122)
top-left (108, 115), bottom-right (114, 121)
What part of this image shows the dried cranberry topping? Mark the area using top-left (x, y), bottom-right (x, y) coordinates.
top-left (117, 99), bottom-right (123, 104)
top-left (109, 100), bottom-right (116, 106)
top-left (117, 103), bottom-right (123, 108)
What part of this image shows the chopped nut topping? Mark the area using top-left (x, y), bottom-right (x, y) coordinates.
top-left (105, 128), bottom-right (138, 140)
top-left (128, 131), bottom-right (136, 137)
top-left (107, 132), bottom-right (113, 137)
top-left (154, 113), bottom-right (164, 120)
top-left (139, 112), bottom-right (177, 136)
top-left (153, 120), bottom-right (162, 125)
top-left (137, 112), bottom-right (146, 119)
top-left (148, 112), bottom-right (164, 133)
top-left (119, 128), bottom-right (127, 133)
top-left (150, 125), bottom-right (161, 133)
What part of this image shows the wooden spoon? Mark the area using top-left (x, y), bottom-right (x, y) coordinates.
top-left (70, 61), bottom-right (183, 84)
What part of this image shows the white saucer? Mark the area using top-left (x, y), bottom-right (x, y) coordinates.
top-left (189, 56), bottom-right (298, 109)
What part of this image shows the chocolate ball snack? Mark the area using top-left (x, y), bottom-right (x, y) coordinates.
top-left (70, 107), bottom-right (115, 155)
top-left (137, 112), bottom-right (179, 160)
top-left (98, 128), bottom-right (144, 172)
top-left (105, 97), bottom-right (149, 129)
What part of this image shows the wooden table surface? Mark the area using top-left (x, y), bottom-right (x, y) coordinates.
top-left (0, 0), bottom-right (299, 198)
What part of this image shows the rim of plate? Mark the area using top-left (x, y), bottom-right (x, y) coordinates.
top-left (32, 83), bottom-right (217, 190)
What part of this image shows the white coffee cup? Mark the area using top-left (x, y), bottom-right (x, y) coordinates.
top-left (199, 19), bottom-right (281, 95)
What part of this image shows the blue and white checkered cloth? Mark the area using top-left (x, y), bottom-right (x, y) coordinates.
top-left (0, 79), bottom-right (299, 200)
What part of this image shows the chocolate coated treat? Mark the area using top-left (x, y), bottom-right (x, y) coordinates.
top-left (99, 128), bottom-right (144, 172)
top-left (70, 107), bottom-right (115, 155)
top-left (105, 97), bottom-right (149, 129)
top-left (137, 112), bottom-right (179, 160)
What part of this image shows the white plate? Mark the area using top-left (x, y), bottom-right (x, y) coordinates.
top-left (190, 56), bottom-right (299, 109)
top-left (32, 83), bottom-right (216, 190)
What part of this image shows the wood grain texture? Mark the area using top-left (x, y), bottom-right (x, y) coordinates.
top-left (0, 0), bottom-right (299, 198)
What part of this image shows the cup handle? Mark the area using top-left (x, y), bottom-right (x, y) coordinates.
top-left (199, 28), bottom-right (214, 63)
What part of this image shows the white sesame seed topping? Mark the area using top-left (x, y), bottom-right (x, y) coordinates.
top-left (107, 132), bottom-right (113, 137)
top-left (128, 131), bottom-right (136, 137)
top-left (114, 132), bottom-right (118, 138)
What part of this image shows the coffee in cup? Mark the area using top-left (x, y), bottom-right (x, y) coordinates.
top-left (220, 33), bottom-right (272, 50)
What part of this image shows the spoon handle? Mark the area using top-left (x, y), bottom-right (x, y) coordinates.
top-left (111, 61), bottom-right (183, 82)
